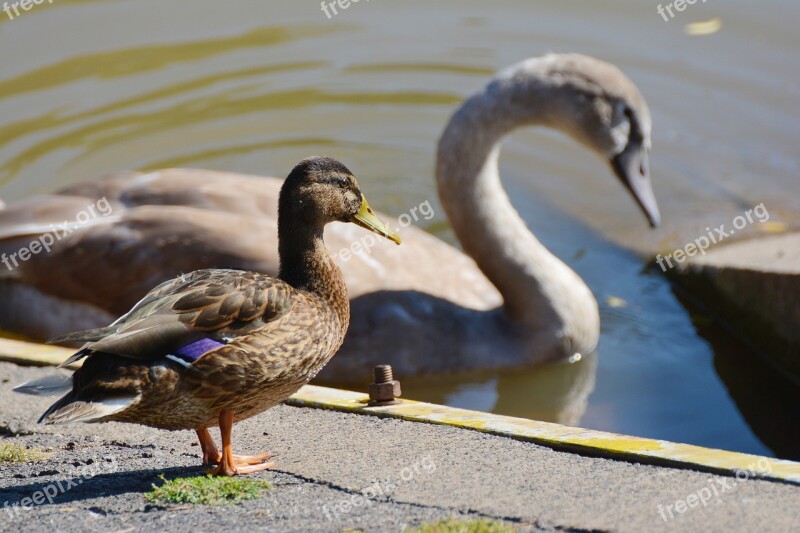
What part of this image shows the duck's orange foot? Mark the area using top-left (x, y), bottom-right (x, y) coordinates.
top-left (203, 451), bottom-right (275, 467)
top-left (207, 453), bottom-right (275, 476)
top-left (199, 411), bottom-right (276, 476)
top-left (233, 451), bottom-right (276, 466)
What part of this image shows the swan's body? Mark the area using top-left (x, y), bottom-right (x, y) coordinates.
top-left (0, 170), bottom-right (499, 340)
top-left (0, 54), bottom-right (658, 382)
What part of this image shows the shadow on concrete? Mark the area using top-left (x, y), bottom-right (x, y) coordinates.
top-left (1, 465), bottom-right (202, 509)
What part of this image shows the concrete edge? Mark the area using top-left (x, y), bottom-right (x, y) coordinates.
top-left (288, 386), bottom-right (800, 485)
top-left (2, 337), bottom-right (798, 485)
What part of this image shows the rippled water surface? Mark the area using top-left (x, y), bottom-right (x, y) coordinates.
top-left (1, 0), bottom-right (798, 458)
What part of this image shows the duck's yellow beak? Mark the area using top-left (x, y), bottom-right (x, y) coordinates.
top-left (350, 195), bottom-right (401, 245)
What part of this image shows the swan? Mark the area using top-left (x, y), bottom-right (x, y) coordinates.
top-left (0, 53), bottom-right (658, 382)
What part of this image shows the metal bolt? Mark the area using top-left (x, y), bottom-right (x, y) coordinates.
top-left (368, 364), bottom-right (401, 406)
top-left (374, 364), bottom-right (393, 383)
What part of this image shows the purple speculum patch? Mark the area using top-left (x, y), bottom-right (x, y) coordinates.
top-left (170, 337), bottom-right (226, 364)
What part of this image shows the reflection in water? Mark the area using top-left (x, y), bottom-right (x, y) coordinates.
top-left (0, 0), bottom-right (798, 458)
top-left (676, 291), bottom-right (800, 461)
top-left (715, 352), bottom-right (800, 461)
top-left (0, 62), bottom-right (327, 160)
top-left (401, 355), bottom-right (597, 427)
top-left (493, 355), bottom-right (598, 426)
top-left (0, 74), bottom-right (460, 185)
top-left (0, 26), bottom-right (342, 100)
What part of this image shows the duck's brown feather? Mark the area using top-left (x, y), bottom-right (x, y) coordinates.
top-left (44, 267), bottom-right (347, 430)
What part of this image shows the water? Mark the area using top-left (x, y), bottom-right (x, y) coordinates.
top-left (1, 0), bottom-right (798, 458)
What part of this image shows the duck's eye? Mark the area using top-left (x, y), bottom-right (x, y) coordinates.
top-left (335, 176), bottom-right (349, 188)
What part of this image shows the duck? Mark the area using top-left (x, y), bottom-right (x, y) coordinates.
top-left (0, 53), bottom-right (658, 381)
top-left (13, 156), bottom-right (401, 476)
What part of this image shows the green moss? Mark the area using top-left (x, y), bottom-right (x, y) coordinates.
top-left (408, 518), bottom-right (518, 533)
top-left (0, 442), bottom-right (48, 463)
top-left (145, 474), bottom-right (271, 505)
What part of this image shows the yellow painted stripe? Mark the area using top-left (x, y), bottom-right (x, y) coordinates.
top-left (0, 337), bottom-right (79, 367)
top-left (2, 337), bottom-right (798, 484)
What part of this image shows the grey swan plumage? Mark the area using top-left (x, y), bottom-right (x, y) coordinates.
top-left (0, 54), bottom-right (659, 382)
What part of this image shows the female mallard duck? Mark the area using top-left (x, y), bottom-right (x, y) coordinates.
top-left (0, 54), bottom-right (657, 380)
top-left (14, 156), bottom-right (400, 476)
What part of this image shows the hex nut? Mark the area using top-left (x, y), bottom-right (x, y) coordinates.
top-left (369, 380), bottom-right (401, 403)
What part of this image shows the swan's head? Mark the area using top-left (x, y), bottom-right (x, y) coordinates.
top-left (494, 54), bottom-right (661, 227)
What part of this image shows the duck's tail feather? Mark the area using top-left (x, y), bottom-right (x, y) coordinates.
top-left (49, 326), bottom-right (119, 346)
top-left (57, 347), bottom-right (93, 369)
top-left (38, 394), bottom-right (137, 425)
top-left (49, 324), bottom-right (122, 367)
top-left (13, 375), bottom-right (72, 396)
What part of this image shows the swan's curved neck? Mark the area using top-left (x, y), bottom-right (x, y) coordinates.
top-left (435, 74), bottom-right (598, 351)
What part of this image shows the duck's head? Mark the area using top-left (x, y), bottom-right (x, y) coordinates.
top-left (496, 54), bottom-right (661, 227)
top-left (279, 156), bottom-right (401, 244)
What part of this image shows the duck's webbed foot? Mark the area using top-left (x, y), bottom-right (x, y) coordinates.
top-left (203, 411), bottom-right (276, 476)
top-left (232, 451), bottom-right (275, 466)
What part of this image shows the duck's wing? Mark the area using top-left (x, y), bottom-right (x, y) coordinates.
top-left (56, 269), bottom-right (294, 367)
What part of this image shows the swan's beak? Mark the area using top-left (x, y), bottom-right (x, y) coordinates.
top-left (350, 195), bottom-right (402, 244)
top-left (611, 145), bottom-right (661, 227)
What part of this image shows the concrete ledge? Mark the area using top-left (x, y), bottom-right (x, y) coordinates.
top-left (290, 386), bottom-right (800, 485)
top-left (2, 337), bottom-right (799, 485)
